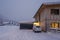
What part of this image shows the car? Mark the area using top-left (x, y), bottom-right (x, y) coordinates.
top-left (33, 26), bottom-right (42, 33)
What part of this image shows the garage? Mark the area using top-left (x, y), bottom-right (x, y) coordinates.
top-left (20, 23), bottom-right (33, 29)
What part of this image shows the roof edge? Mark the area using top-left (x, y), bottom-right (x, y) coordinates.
top-left (33, 4), bottom-right (43, 18)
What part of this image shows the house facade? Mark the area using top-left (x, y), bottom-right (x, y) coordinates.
top-left (33, 2), bottom-right (60, 32)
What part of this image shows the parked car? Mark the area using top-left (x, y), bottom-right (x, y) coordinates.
top-left (33, 26), bottom-right (42, 33)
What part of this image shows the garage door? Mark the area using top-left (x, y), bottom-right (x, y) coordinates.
top-left (20, 23), bottom-right (33, 29)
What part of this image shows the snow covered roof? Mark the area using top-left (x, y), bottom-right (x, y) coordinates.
top-left (33, 2), bottom-right (60, 18)
top-left (43, 2), bottom-right (60, 5)
top-left (20, 21), bottom-right (34, 24)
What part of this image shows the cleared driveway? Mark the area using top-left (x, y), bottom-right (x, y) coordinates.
top-left (0, 25), bottom-right (60, 40)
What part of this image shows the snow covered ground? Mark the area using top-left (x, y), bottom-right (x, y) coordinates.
top-left (0, 25), bottom-right (60, 40)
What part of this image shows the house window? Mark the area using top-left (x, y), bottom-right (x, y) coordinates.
top-left (51, 9), bottom-right (59, 15)
top-left (51, 22), bottom-right (59, 28)
top-left (59, 24), bottom-right (60, 28)
top-left (51, 22), bottom-right (55, 28)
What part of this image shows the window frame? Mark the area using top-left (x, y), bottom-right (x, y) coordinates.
top-left (51, 9), bottom-right (59, 15)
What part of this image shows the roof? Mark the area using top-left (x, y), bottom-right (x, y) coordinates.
top-left (20, 21), bottom-right (34, 24)
top-left (33, 2), bottom-right (60, 18)
top-left (43, 2), bottom-right (60, 5)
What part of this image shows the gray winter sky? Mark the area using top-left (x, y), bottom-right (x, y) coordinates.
top-left (0, 0), bottom-right (60, 22)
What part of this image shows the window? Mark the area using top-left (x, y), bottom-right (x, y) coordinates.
top-left (51, 22), bottom-right (59, 28)
top-left (54, 23), bottom-right (59, 28)
top-left (59, 23), bottom-right (60, 28)
top-left (51, 22), bottom-right (55, 28)
top-left (51, 9), bottom-right (59, 15)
